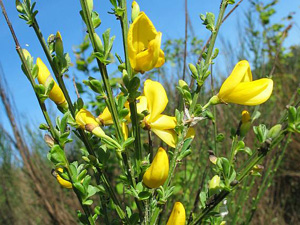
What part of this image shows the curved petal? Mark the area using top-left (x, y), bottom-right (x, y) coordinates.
top-left (152, 128), bottom-right (177, 148)
top-left (37, 58), bottom-right (65, 105)
top-left (98, 107), bottom-right (113, 125)
top-left (221, 78), bottom-right (273, 105)
top-left (155, 49), bottom-right (165, 68)
top-left (124, 96), bottom-right (148, 122)
top-left (148, 114), bottom-right (176, 130)
top-left (167, 202), bottom-right (186, 225)
top-left (36, 57), bottom-right (50, 84)
top-left (122, 122), bottom-right (128, 140)
top-left (144, 79), bottom-right (168, 122)
top-left (219, 60), bottom-right (252, 97)
top-left (134, 32), bottom-right (162, 72)
top-left (128, 12), bottom-right (157, 71)
top-left (143, 147), bottom-right (169, 188)
top-left (137, 96), bottom-right (148, 114)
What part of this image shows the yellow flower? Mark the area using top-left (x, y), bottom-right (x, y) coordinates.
top-left (55, 168), bottom-right (72, 189)
top-left (143, 79), bottom-right (177, 147)
top-left (76, 109), bottom-right (121, 149)
top-left (97, 96), bottom-right (147, 125)
top-left (166, 202), bottom-right (186, 225)
top-left (217, 60), bottom-right (273, 105)
top-left (127, 12), bottom-right (165, 73)
top-left (36, 58), bottom-right (67, 107)
top-left (75, 108), bottom-right (105, 137)
top-left (143, 147), bottom-right (169, 188)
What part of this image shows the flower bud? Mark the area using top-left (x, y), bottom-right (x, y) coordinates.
top-left (143, 147), bottom-right (169, 188)
top-left (267, 124), bottom-right (282, 140)
top-left (93, 32), bottom-right (104, 53)
top-left (188, 63), bottom-right (198, 78)
top-left (209, 175), bottom-right (220, 196)
top-left (15, 0), bottom-right (24, 13)
top-left (22, 48), bottom-right (31, 60)
top-left (55, 31), bottom-right (64, 58)
top-left (166, 202), bottom-right (186, 225)
top-left (131, 1), bottom-right (140, 22)
top-left (209, 175), bottom-right (220, 189)
top-left (179, 79), bottom-right (188, 89)
top-left (44, 134), bottom-right (54, 148)
top-left (55, 168), bottom-right (72, 189)
top-left (36, 58), bottom-right (67, 107)
top-left (240, 110), bottom-right (251, 137)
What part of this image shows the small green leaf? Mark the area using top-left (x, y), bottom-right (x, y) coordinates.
top-left (138, 191), bottom-right (151, 200)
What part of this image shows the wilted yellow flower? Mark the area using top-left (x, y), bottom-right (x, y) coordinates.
top-left (217, 60), bottom-right (273, 105)
top-left (36, 58), bottom-right (67, 107)
top-left (55, 168), bottom-right (72, 189)
top-left (143, 147), bottom-right (169, 188)
top-left (127, 12), bottom-right (165, 73)
top-left (75, 108), bottom-right (105, 137)
top-left (143, 79), bottom-right (177, 147)
top-left (166, 202), bottom-right (186, 225)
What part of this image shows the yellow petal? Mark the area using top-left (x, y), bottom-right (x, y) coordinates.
top-left (151, 128), bottom-right (177, 148)
top-left (147, 114), bottom-right (176, 130)
top-left (166, 202), bottom-right (186, 225)
top-left (155, 49), bottom-right (165, 68)
top-left (220, 78), bottom-right (273, 105)
top-left (134, 32), bottom-right (163, 72)
top-left (128, 12), bottom-right (157, 71)
top-left (144, 79), bottom-right (168, 122)
top-left (219, 60), bottom-right (252, 98)
top-left (98, 107), bottom-right (113, 125)
top-left (136, 96), bottom-right (148, 114)
top-left (36, 57), bottom-right (66, 105)
top-left (186, 127), bottom-right (195, 139)
top-left (143, 147), bottom-right (169, 188)
top-left (75, 108), bottom-right (99, 129)
top-left (122, 122), bottom-right (128, 140)
top-left (56, 168), bottom-right (72, 189)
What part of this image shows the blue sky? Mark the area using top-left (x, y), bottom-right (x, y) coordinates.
top-left (0, 0), bottom-right (299, 134)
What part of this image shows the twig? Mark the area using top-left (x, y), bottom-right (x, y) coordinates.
top-left (73, 76), bottom-right (80, 98)
top-left (197, 0), bottom-right (244, 64)
top-left (269, 23), bottom-right (293, 77)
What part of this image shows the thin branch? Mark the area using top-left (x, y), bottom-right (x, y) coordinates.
top-left (197, 0), bottom-right (244, 64)
top-left (73, 76), bottom-right (80, 98)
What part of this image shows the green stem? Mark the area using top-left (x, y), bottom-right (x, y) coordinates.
top-left (25, 6), bottom-right (129, 223)
top-left (80, 0), bottom-right (145, 221)
top-left (149, 128), bottom-right (188, 225)
top-left (117, 0), bottom-right (143, 173)
top-left (118, 0), bottom-right (132, 78)
top-left (189, 0), bottom-right (228, 113)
